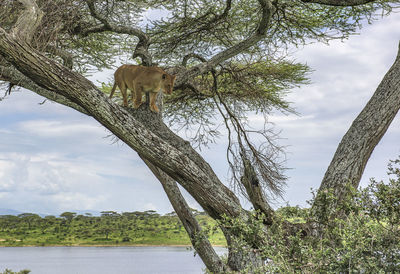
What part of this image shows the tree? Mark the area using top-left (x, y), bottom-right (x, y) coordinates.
top-left (100, 211), bottom-right (120, 218)
top-left (17, 213), bottom-right (41, 230)
top-left (0, 215), bottom-right (19, 231)
top-left (60, 212), bottom-right (77, 223)
top-left (0, 0), bottom-right (399, 272)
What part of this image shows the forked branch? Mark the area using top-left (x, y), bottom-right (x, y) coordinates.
top-left (11, 0), bottom-right (43, 44)
top-left (85, 0), bottom-right (152, 65)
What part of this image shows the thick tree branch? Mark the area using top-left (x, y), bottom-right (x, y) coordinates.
top-left (182, 53), bottom-right (207, 67)
top-left (1, 58), bottom-right (224, 271)
top-left (0, 64), bottom-right (87, 114)
top-left (301, 0), bottom-right (374, 6)
top-left (1, 57), bottom-right (227, 271)
top-left (141, 157), bottom-right (226, 273)
top-left (313, 42), bottom-right (400, 215)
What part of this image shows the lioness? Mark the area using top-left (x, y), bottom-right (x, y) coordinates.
top-left (109, 64), bottom-right (176, 113)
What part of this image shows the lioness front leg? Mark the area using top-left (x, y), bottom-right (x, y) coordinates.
top-left (149, 92), bottom-right (159, 113)
top-left (133, 85), bottom-right (143, 109)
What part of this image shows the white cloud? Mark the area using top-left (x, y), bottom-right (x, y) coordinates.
top-left (0, 155), bottom-right (29, 192)
top-left (49, 192), bottom-right (108, 212)
top-left (0, 148), bottom-right (166, 214)
top-left (18, 120), bottom-right (105, 138)
top-left (0, 88), bottom-right (79, 116)
top-left (0, 129), bottom-right (12, 134)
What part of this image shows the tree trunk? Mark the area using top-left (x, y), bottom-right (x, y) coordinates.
top-left (313, 42), bottom-right (400, 214)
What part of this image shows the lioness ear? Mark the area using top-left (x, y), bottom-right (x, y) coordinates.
top-left (162, 74), bottom-right (167, 79)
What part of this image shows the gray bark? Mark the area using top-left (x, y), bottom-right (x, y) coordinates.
top-left (222, 227), bottom-right (265, 272)
top-left (313, 42), bottom-right (400, 214)
top-left (0, 64), bottom-right (87, 113)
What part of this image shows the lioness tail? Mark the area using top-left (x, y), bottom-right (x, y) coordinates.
top-left (109, 82), bottom-right (117, 99)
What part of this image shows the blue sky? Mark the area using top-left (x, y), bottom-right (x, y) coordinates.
top-left (1, 13), bottom-right (400, 215)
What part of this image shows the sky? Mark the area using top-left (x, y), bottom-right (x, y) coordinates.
top-left (0, 12), bottom-right (400, 216)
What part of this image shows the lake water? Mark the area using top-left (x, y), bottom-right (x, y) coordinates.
top-left (0, 246), bottom-right (227, 274)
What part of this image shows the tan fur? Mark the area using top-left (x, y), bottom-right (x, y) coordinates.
top-left (109, 64), bottom-right (176, 113)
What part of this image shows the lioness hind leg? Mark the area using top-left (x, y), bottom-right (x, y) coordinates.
top-left (133, 85), bottom-right (143, 109)
top-left (149, 92), bottom-right (159, 113)
top-left (119, 82), bottom-right (129, 107)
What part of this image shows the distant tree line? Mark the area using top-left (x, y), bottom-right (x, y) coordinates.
top-left (0, 209), bottom-right (222, 246)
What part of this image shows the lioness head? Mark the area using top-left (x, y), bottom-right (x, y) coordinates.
top-left (161, 74), bottom-right (176, 95)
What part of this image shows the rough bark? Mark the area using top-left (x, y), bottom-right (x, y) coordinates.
top-left (141, 157), bottom-right (226, 273)
top-left (1, 47), bottom-right (228, 273)
top-left (0, 64), bottom-right (87, 113)
top-left (221, 226), bottom-right (265, 272)
top-left (313, 42), bottom-right (400, 214)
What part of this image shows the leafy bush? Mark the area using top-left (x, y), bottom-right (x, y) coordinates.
top-left (271, 158), bottom-right (399, 272)
top-left (219, 158), bottom-right (400, 273)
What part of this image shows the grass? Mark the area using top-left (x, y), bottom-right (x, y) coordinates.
top-left (0, 213), bottom-right (226, 247)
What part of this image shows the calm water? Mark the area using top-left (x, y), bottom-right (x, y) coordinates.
top-left (0, 246), bottom-right (227, 274)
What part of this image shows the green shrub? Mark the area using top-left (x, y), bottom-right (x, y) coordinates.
top-left (218, 157), bottom-right (400, 273)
